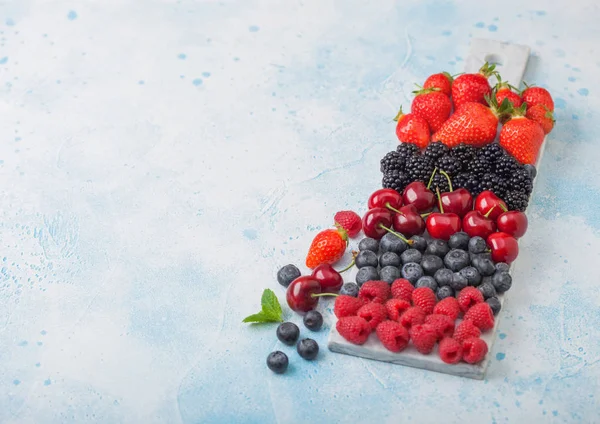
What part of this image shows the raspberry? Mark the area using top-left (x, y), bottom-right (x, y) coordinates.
top-left (454, 319), bottom-right (481, 343)
top-left (385, 298), bottom-right (411, 321)
top-left (462, 337), bottom-right (488, 364)
top-left (336, 316), bottom-right (371, 345)
top-left (457, 286), bottom-right (484, 313)
top-left (411, 287), bottom-right (436, 315)
top-left (438, 337), bottom-right (463, 364)
top-left (424, 314), bottom-right (455, 340)
top-left (334, 210), bottom-right (362, 238)
top-left (410, 324), bottom-right (438, 354)
top-left (358, 281), bottom-right (391, 304)
top-left (357, 302), bottom-right (388, 330)
top-left (463, 302), bottom-right (495, 331)
top-left (400, 306), bottom-right (426, 330)
top-left (433, 297), bottom-right (461, 321)
top-left (376, 320), bottom-right (410, 352)
top-left (391, 278), bottom-right (414, 302)
top-left (334, 295), bottom-right (364, 318)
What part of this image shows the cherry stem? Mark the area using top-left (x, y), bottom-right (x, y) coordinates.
top-left (338, 253), bottom-right (357, 273)
top-left (499, 203), bottom-right (508, 212)
top-left (385, 202), bottom-right (403, 214)
top-left (439, 169), bottom-right (453, 192)
top-left (427, 167), bottom-right (438, 190)
top-left (484, 207), bottom-right (495, 218)
top-left (421, 212), bottom-right (432, 218)
top-left (311, 293), bottom-right (338, 298)
top-left (436, 187), bottom-right (444, 213)
top-left (379, 224), bottom-right (413, 244)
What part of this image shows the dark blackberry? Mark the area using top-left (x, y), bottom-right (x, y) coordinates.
top-left (504, 190), bottom-right (530, 211)
top-left (467, 156), bottom-right (491, 177)
top-left (493, 154), bottom-right (520, 178)
top-left (406, 155), bottom-right (435, 183)
top-left (479, 143), bottom-right (505, 163)
top-left (429, 173), bottom-right (450, 193)
top-left (397, 142), bottom-right (420, 156)
top-left (380, 151), bottom-right (405, 174)
top-left (423, 141), bottom-right (449, 161)
top-left (450, 143), bottom-right (477, 170)
top-left (382, 170), bottom-right (410, 193)
top-left (452, 172), bottom-right (471, 191)
top-left (477, 173), bottom-right (508, 199)
top-left (436, 155), bottom-right (462, 176)
top-left (507, 168), bottom-right (533, 196)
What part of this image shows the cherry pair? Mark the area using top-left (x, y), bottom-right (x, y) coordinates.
top-left (463, 191), bottom-right (528, 239)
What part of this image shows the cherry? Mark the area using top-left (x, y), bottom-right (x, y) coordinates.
top-left (368, 188), bottom-right (403, 212)
top-left (392, 204), bottom-right (426, 237)
top-left (487, 232), bottom-right (519, 264)
top-left (402, 182), bottom-right (435, 212)
top-left (462, 210), bottom-right (496, 239)
top-left (438, 170), bottom-right (473, 217)
top-left (362, 208), bottom-right (413, 243)
top-left (426, 187), bottom-right (461, 240)
top-left (286, 276), bottom-right (322, 313)
top-left (475, 190), bottom-right (507, 220)
top-left (497, 210), bottom-right (528, 238)
top-left (311, 256), bottom-right (355, 293)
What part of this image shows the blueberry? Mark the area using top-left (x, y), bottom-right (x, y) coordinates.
top-left (380, 266), bottom-right (401, 284)
top-left (379, 252), bottom-right (401, 268)
top-left (358, 237), bottom-right (379, 253)
top-left (472, 256), bottom-right (496, 276)
top-left (401, 262), bottom-right (424, 285)
top-left (276, 322), bottom-right (300, 345)
top-left (267, 351), bottom-right (289, 374)
top-left (356, 266), bottom-right (379, 286)
top-left (356, 250), bottom-right (378, 268)
top-left (478, 281), bottom-right (497, 299)
top-left (434, 268), bottom-right (454, 287)
top-left (450, 272), bottom-right (468, 291)
top-left (459, 266), bottom-right (482, 286)
top-left (448, 232), bottom-right (470, 250)
top-left (470, 252), bottom-right (492, 262)
top-left (492, 272), bottom-right (512, 293)
top-left (409, 235), bottom-right (427, 252)
top-left (468, 236), bottom-right (487, 254)
top-left (486, 297), bottom-right (502, 315)
top-left (444, 249), bottom-right (470, 271)
top-left (303, 310), bottom-right (323, 331)
top-left (277, 264), bottom-right (301, 288)
top-left (340, 282), bottom-right (359, 297)
top-left (380, 233), bottom-right (408, 255)
top-left (524, 164), bottom-right (537, 180)
top-left (416, 275), bottom-right (438, 291)
top-left (420, 254), bottom-right (444, 276)
top-left (437, 285), bottom-right (454, 300)
top-left (297, 338), bottom-right (319, 360)
top-left (425, 239), bottom-right (450, 258)
top-left (495, 262), bottom-right (510, 273)
top-left (401, 248), bottom-right (423, 264)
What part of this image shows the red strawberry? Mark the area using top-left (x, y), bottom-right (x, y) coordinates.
top-left (391, 278), bottom-right (414, 302)
top-left (385, 298), bottom-right (411, 321)
top-left (499, 106), bottom-right (546, 165)
top-left (462, 337), bottom-right (488, 364)
top-left (394, 107), bottom-right (431, 149)
top-left (357, 302), bottom-right (388, 330)
top-left (438, 337), bottom-right (463, 364)
top-left (334, 295), bottom-right (364, 318)
top-left (521, 84), bottom-right (554, 111)
top-left (306, 228), bottom-right (347, 269)
top-left (411, 287), bottom-right (436, 315)
top-left (457, 287), bottom-right (484, 313)
top-left (410, 324), bottom-right (438, 354)
top-left (336, 316), bottom-right (371, 345)
top-left (453, 319), bottom-right (481, 343)
top-left (424, 314), bottom-right (455, 339)
top-left (526, 104), bottom-right (555, 134)
top-left (423, 72), bottom-right (453, 96)
top-left (358, 281), bottom-right (391, 304)
top-left (433, 297), bottom-right (461, 321)
top-left (463, 302), bottom-right (495, 331)
top-left (400, 306), bottom-right (426, 330)
top-left (376, 320), bottom-right (410, 352)
top-left (411, 88), bottom-right (452, 133)
top-left (334, 211), bottom-right (362, 238)
top-left (451, 62), bottom-right (497, 109)
top-left (495, 81), bottom-right (522, 108)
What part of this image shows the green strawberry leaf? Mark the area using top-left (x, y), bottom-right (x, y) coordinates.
top-left (242, 289), bottom-right (283, 324)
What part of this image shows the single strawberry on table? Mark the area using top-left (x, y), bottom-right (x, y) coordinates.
top-left (521, 83), bottom-right (554, 111)
top-left (423, 72), bottom-right (453, 96)
top-left (494, 81), bottom-right (522, 108)
top-left (305, 227), bottom-right (348, 269)
top-left (499, 104), bottom-right (546, 165)
top-left (526, 104), bottom-right (555, 134)
top-left (394, 106), bottom-right (431, 149)
top-left (451, 62), bottom-right (498, 109)
top-left (334, 210), bottom-right (362, 237)
top-left (411, 87), bottom-right (452, 133)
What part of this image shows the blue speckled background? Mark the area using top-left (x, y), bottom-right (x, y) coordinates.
top-left (1, 1), bottom-right (598, 422)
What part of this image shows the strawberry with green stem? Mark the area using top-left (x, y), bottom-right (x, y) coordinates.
top-left (499, 103), bottom-right (546, 165)
top-left (394, 106), bottom-right (431, 149)
top-left (451, 62), bottom-right (499, 109)
top-left (423, 72), bottom-right (454, 96)
top-left (411, 87), bottom-right (452, 133)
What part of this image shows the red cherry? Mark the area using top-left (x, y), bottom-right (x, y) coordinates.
top-left (362, 208), bottom-right (393, 239)
top-left (402, 182), bottom-right (435, 212)
top-left (311, 264), bottom-right (343, 293)
top-left (286, 276), bottom-right (322, 313)
top-left (475, 191), bottom-right (507, 220)
top-left (426, 213), bottom-right (461, 240)
top-left (392, 204), bottom-right (426, 236)
top-left (487, 232), bottom-right (519, 264)
top-left (368, 188), bottom-right (403, 211)
top-left (497, 210), bottom-right (528, 238)
top-left (438, 170), bottom-right (473, 217)
top-left (462, 210), bottom-right (496, 239)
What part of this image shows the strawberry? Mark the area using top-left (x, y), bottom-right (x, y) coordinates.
top-left (423, 72), bottom-right (453, 96)
top-left (305, 228), bottom-right (347, 269)
top-left (411, 88), bottom-right (452, 133)
top-left (495, 81), bottom-right (522, 108)
top-left (334, 211), bottom-right (362, 238)
top-left (521, 84), bottom-right (554, 111)
top-left (451, 62), bottom-right (498, 109)
top-left (499, 105), bottom-right (546, 165)
top-left (526, 104), bottom-right (555, 134)
top-left (394, 106), bottom-right (431, 149)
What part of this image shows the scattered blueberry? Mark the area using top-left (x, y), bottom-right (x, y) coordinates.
top-left (492, 272), bottom-right (512, 293)
top-left (436, 285), bottom-right (454, 300)
top-left (379, 251), bottom-right (401, 268)
top-left (434, 268), bottom-right (454, 287)
top-left (277, 264), bottom-right (301, 287)
top-left (425, 239), bottom-right (450, 258)
top-left (459, 266), bottom-right (482, 286)
top-left (468, 236), bottom-right (487, 254)
top-left (450, 272), bottom-right (468, 291)
top-left (356, 250), bottom-right (378, 268)
top-left (409, 235), bottom-right (427, 252)
top-left (267, 351), bottom-right (289, 374)
top-left (416, 275), bottom-right (438, 291)
top-left (297, 338), bottom-right (319, 360)
top-left (443, 249), bottom-right (470, 271)
top-left (358, 237), bottom-right (379, 253)
top-left (276, 322), bottom-right (300, 345)
top-left (472, 256), bottom-right (496, 276)
top-left (340, 282), bottom-right (359, 297)
top-left (401, 262), bottom-right (424, 285)
top-left (303, 310), bottom-right (323, 331)
top-left (448, 231), bottom-right (470, 250)
top-left (486, 296), bottom-right (502, 315)
top-left (401, 248), bottom-right (422, 264)
top-left (380, 266), bottom-right (401, 284)
top-left (421, 254), bottom-right (444, 276)
top-left (495, 262), bottom-right (510, 273)
top-left (478, 281), bottom-right (497, 299)
top-left (356, 266), bottom-right (379, 286)
top-left (380, 233), bottom-right (408, 255)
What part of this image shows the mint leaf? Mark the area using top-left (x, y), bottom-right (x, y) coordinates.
top-left (242, 312), bottom-right (272, 323)
top-left (242, 289), bottom-right (283, 324)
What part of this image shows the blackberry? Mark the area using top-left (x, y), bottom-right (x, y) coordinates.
top-left (477, 172), bottom-right (507, 199)
top-left (504, 190), bottom-right (530, 211)
top-left (382, 170), bottom-right (410, 193)
top-left (380, 151), bottom-right (405, 174)
top-left (450, 143), bottom-right (476, 170)
top-left (462, 173), bottom-right (482, 196)
top-left (493, 154), bottom-right (520, 178)
top-left (423, 141), bottom-right (449, 161)
top-left (407, 156), bottom-right (435, 183)
top-left (479, 143), bottom-right (505, 163)
top-left (467, 156), bottom-right (491, 177)
top-left (452, 172), bottom-right (474, 192)
top-left (429, 173), bottom-right (450, 193)
top-left (436, 155), bottom-right (462, 176)
top-left (397, 142), bottom-right (420, 156)
top-left (507, 168), bottom-right (533, 195)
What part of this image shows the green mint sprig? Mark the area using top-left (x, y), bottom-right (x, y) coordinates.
top-left (242, 289), bottom-right (283, 323)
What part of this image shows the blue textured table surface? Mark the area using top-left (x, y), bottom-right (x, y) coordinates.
top-left (1, 1), bottom-right (598, 423)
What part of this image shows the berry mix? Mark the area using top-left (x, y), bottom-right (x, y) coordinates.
top-left (249, 63), bottom-right (554, 373)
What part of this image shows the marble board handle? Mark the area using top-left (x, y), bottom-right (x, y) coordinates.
top-left (464, 39), bottom-right (531, 87)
